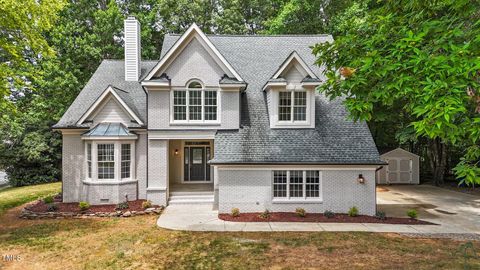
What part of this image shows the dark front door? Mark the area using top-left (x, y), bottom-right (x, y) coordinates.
top-left (189, 147), bottom-right (205, 181)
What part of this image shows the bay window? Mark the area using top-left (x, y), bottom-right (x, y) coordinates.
top-left (84, 141), bottom-right (135, 182)
top-left (273, 170), bottom-right (322, 200)
top-left (172, 80), bottom-right (218, 122)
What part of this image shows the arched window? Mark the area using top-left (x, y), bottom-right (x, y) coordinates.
top-left (172, 80), bottom-right (218, 122)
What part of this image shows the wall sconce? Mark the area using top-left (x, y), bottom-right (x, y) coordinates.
top-left (174, 149), bottom-right (179, 155)
top-left (357, 174), bottom-right (365, 184)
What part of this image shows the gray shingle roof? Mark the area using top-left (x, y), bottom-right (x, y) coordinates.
top-left (161, 34), bottom-right (382, 165)
top-left (56, 33), bottom-right (381, 165)
top-left (54, 60), bottom-right (157, 129)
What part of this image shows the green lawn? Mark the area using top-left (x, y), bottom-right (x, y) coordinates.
top-left (0, 183), bottom-right (479, 269)
top-left (0, 182), bottom-right (61, 215)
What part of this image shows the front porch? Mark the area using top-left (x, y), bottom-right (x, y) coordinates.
top-left (167, 139), bottom-right (215, 206)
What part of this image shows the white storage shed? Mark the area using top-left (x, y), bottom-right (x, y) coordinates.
top-left (376, 148), bottom-right (420, 184)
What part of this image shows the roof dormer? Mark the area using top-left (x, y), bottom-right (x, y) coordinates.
top-left (264, 51), bottom-right (322, 129)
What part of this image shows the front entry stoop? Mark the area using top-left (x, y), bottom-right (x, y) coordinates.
top-left (168, 191), bottom-right (214, 205)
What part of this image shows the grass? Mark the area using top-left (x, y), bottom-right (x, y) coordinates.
top-left (0, 183), bottom-right (478, 269)
top-left (0, 182), bottom-right (61, 215)
top-left (0, 210), bottom-right (478, 269)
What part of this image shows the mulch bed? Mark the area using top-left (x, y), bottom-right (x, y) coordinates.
top-left (26, 199), bottom-right (158, 214)
top-left (219, 212), bottom-right (435, 225)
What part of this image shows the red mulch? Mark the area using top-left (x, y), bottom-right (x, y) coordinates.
top-left (219, 212), bottom-right (435, 225)
top-left (26, 199), bottom-right (157, 214)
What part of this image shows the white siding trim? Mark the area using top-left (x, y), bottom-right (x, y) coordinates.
top-left (272, 51), bottom-right (318, 79)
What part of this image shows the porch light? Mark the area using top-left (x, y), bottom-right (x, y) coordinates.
top-left (357, 174), bottom-right (365, 184)
top-left (174, 149), bottom-right (179, 155)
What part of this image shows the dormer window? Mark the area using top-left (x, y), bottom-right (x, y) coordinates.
top-left (172, 80), bottom-right (219, 123)
top-left (279, 91), bottom-right (307, 122)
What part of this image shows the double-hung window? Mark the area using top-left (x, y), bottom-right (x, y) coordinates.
top-left (173, 81), bottom-right (218, 122)
top-left (278, 91), bottom-right (307, 122)
top-left (121, 144), bottom-right (131, 179)
top-left (86, 143), bottom-right (92, 178)
top-left (97, 144), bottom-right (115, 179)
top-left (273, 170), bottom-right (322, 200)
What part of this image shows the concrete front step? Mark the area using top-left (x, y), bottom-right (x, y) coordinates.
top-left (168, 193), bottom-right (214, 205)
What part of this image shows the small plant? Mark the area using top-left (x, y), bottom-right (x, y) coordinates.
top-left (231, 208), bottom-right (240, 217)
top-left (142, 200), bottom-right (152, 209)
top-left (258, 209), bottom-right (271, 219)
top-left (348, 206), bottom-right (359, 217)
top-left (407, 209), bottom-right (418, 219)
top-left (295, 208), bottom-right (306, 217)
top-left (79, 201), bottom-right (90, 211)
top-left (116, 201), bottom-right (129, 210)
top-left (376, 211), bottom-right (386, 220)
top-left (46, 203), bottom-right (58, 212)
top-left (43, 195), bottom-right (54, 204)
top-left (324, 210), bottom-right (335, 218)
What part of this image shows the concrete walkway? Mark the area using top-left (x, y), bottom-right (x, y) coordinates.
top-left (158, 185), bottom-right (480, 234)
top-left (157, 204), bottom-right (452, 233)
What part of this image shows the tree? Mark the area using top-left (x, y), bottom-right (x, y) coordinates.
top-left (313, 0), bottom-right (480, 185)
top-left (217, 0), bottom-right (286, 34)
top-left (0, 0), bottom-right (66, 123)
top-left (265, 0), bottom-right (354, 35)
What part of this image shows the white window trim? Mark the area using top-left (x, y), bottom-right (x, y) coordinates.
top-left (270, 87), bottom-right (315, 129)
top-left (272, 170), bottom-right (323, 203)
top-left (170, 82), bottom-right (221, 125)
top-left (85, 140), bottom-right (135, 183)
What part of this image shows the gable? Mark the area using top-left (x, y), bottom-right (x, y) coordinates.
top-left (381, 148), bottom-right (419, 159)
top-left (283, 61), bottom-right (307, 84)
top-left (164, 37), bottom-right (225, 86)
top-left (89, 95), bottom-right (133, 124)
top-left (145, 23), bottom-right (243, 82)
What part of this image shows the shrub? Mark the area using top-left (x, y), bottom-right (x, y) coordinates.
top-left (79, 201), bottom-right (90, 211)
top-left (231, 208), bottom-right (240, 217)
top-left (376, 211), bottom-right (387, 220)
top-left (407, 209), bottom-right (418, 219)
top-left (324, 210), bottom-right (335, 218)
top-left (295, 208), bottom-right (306, 217)
top-left (116, 201), bottom-right (129, 210)
top-left (142, 200), bottom-right (152, 209)
top-left (46, 203), bottom-right (58, 212)
top-left (258, 209), bottom-right (271, 219)
top-left (43, 195), bottom-right (54, 204)
top-left (348, 206), bottom-right (359, 217)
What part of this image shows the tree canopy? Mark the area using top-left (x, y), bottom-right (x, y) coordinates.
top-left (313, 0), bottom-right (480, 185)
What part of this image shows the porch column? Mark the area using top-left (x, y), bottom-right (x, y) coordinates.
top-left (147, 139), bottom-right (169, 206)
top-left (213, 165), bottom-right (219, 209)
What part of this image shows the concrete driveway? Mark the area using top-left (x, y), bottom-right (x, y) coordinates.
top-left (377, 185), bottom-right (480, 234)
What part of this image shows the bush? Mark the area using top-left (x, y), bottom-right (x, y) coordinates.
top-left (116, 201), bottom-right (129, 210)
top-left (78, 201), bottom-right (90, 211)
top-left (407, 209), bottom-right (418, 219)
top-left (43, 195), bottom-right (54, 204)
top-left (324, 210), bottom-right (335, 218)
top-left (142, 200), bottom-right (152, 209)
top-left (376, 211), bottom-right (387, 220)
top-left (231, 208), bottom-right (240, 217)
top-left (46, 203), bottom-right (58, 212)
top-left (348, 206), bottom-right (359, 217)
top-left (258, 209), bottom-right (271, 219)
top-left (295, 208), bottom-right (306, 217)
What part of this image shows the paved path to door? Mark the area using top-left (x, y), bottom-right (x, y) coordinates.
top-left (158, 185), bottom-right (479, 234)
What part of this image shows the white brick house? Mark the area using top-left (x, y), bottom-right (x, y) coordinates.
top-left (53, 17), bottom-right (384, 215)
